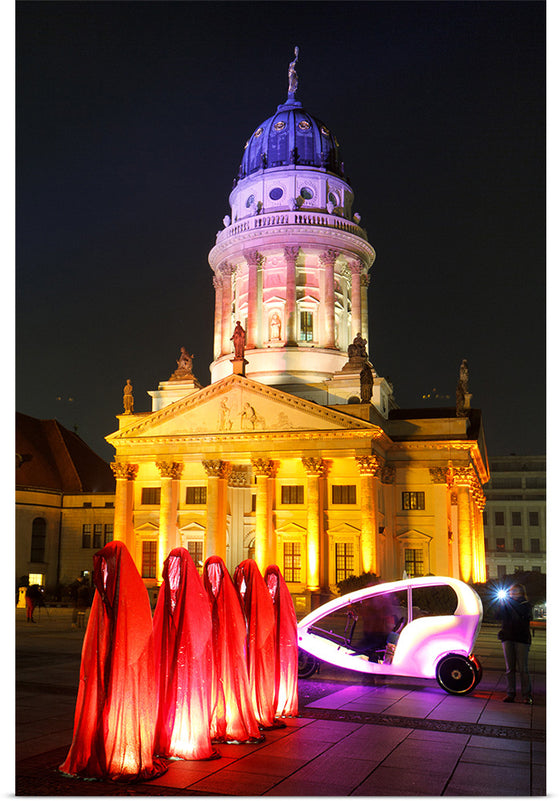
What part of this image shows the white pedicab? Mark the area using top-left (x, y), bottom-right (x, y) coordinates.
top-left (297, 576), bottom-right (483, 695)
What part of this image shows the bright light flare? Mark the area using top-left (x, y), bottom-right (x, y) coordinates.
top-left (496, 588), bottom-right (509, 601)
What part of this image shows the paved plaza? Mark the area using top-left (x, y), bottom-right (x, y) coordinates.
top-left (15, 608), bottom-right (546, 796)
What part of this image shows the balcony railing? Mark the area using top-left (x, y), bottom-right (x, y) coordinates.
top-left (215, 210), bottom-right (368, 244)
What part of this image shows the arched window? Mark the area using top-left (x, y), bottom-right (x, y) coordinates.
top-left (30, 518), bottom-right (46, 562)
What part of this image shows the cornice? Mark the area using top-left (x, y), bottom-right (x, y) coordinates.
top-left (110, 428), bottom-right (385, 448)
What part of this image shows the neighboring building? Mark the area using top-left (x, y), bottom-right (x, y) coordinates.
top-left (106, 58), bottom-right (489, 612)
top-left (15, 412), bottom-right (115, 593)
top-left (483, 455), bottom-right (546, 578)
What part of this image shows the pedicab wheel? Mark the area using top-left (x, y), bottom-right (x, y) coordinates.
top-left (470, 654), bottom-right (483, 686)
top-left (298, 649), bottom-right (319, 678)
top-left (436, 653), bottom-right (477, 695)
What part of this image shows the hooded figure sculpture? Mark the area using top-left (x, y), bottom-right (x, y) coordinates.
top-left (232, 559), bottom-right (280, 729)
top-left (153, 547), bottom-right (218, 761)
top-left (203, 556), bottom-right (262, 743)
top-left (264, 565), bottom-right (299, 718)
top-left (59, 541), bottom-right (166, 782)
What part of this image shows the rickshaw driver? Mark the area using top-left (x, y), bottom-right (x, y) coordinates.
top-left (352, 593), bottom-right (404, 661)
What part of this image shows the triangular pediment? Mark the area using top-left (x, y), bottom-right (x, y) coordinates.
top-left (328, 522), bottom-right (361, 535)
top-left (106, 374), bottom-right (378, 441)
top-left (276, 522), bottom-right (308, 536)
top-left (135, 522), bottom-right (159, 533)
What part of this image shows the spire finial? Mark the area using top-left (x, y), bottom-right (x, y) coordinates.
top-left (288, 46), bottom-right (299, 97)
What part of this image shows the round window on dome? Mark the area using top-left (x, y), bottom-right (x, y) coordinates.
top-left (269, 187), bottom-right (284, 201)
top-left (246, 194), bottom-right (255, 208)
top-left (254, 128), bottom-right (264, 138)
top-left (298, 120), bottom-right (311, 131)
top-left (328, 192), bottom-right (338, 206)
top-left (321, 125), bottom-right (330, 136)
top-left (273, 121), bottom-right (286, 131)
top-left (300, 187), bottom-right (314, 200)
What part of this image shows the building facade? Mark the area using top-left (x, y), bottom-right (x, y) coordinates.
top-left (106, 58), bottom-right (488, 610)
top-left (483, 455), bottom-right (546, 578)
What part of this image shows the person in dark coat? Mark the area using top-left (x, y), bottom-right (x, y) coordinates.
top-left (496, 583), bottom-right (533, 704)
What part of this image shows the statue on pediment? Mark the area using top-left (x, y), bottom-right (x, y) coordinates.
top-left (456, 358), bottom-right (472, 417)
top-left (123, 379), bottom-right (134, 414)
top-left (348, 333), bottom-right (368, 360)
top-left (169, 347), bottom-right (196, 381)
top-left (360, 363), bottom-right (373, 403)
top-left (231, 321), bottom-right (246, 359)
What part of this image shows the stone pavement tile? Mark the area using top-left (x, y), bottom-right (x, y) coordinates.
top-left (531, 764), bottom-right (546, 795)
top-left (273, 753), bottom-right (379, 795)
top-left (384, 696), bottom-right (443, 718)
top-left (306, 687), bottom-right (369, 709)
top-left (259, 735), bottom-right (333, 761)
top-left (145, 756), bottom-right (237, 789)
top-left (468, 735), bottom-right (530, 753)
top-left (478, 702), bottom-right (532, 728)
top-left (352, 765), bottom-right (448, 796)
top-left (323, 724), bottom-right (412, 762)
top-left (291, 719), bottom-right (362, 742)
top-left (361, 685), bottom-right (411, 700)
top-left (407, 729), bottom-right (469, 746)
top-left (188, 766), bottom-right (279, 795)
top-left (227, 753), bottom-right (307, 777)
top-left (427, 696), bottom-right (487, 723)
top-left (264, 777), bottom-right (346, 795)
top-left (532, 741), bottom-right (546, 765)
top-left (460, 743), bottom-right (530, 767)
top-left (17, 730), bottom-right (74, 762)
top-left (380, 737), bottom-right (465, 772)
top-left (444, 761), bottom-right (530, 795)
top-left (341, 699), bottom-right (395, 713)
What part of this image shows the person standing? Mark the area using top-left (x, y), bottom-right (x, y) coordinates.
top-left (496, 583), bottom-right (533, 704)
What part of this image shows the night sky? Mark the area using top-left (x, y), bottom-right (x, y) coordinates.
top-left (16, 1), bottom-right (546, 464)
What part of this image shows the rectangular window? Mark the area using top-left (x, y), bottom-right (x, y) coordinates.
top-left (402, 491), bottom-right (425, 510)
top-left (186, 541), bottom-right (204, 569)
top-left (186, 486), bottom-right (207, 505)
top-left (494, 511), bottom-right (505, 526)
top-left (332, 485), bottom-right (357, 505)
top-left (141, 541), bottom-right (157, 579)
top-left (93, 523), bottom-right (103, 549)
top-left (105, 502), bottom-right (114, 508)
top-left (300, 311), bottom-right (313, 342)
top-left (104, 523), bottom-right (114, 545)
top-left (335, 542), bottom-right (354, 583)
top-left (513, 538), bottom-right (523, 553)
top-left (512, 511), bottom-right (522, 526)
top-left (83, 502), bottom-right (92, 508)
top-left (281, 485), bottom-right (304, 504)
top-left (283, 542), bottom-right (301, 583)
top-left (141, 487), bottom-right (161, 505)
top-left (532, 566), bottom-right (542, 573)
top-left (82, 524), bottom-right (92, 549)
top-left (496, 537), bottom-right (506, 551)
top-left (405, 548), bottom-right (424, 577)
top-left (497, 564), bottom-right (507, 578)
top-left (251, 494), bottom-right (256, 512)
top-left (529, 511), bottom-right (539, 526)
top-left (530, 538), bottom-right (540, 553)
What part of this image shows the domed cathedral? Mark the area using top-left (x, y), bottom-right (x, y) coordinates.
top-left (106, 51), bottom-right (488, 613)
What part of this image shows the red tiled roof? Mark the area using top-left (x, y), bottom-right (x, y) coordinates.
top-left (15, 413), bottom-right (115, 493)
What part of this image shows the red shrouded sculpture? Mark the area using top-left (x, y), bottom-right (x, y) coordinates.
top-left (153, 547), bottom-right (218, 761)
top-left (59, 541), bottom-right (166, 782)
top-left (264, 564), bottom-right (299, 718)
top-left (232, 559), bottom-right (281, 729)
top-left (203, 556), bottom-right (263, 743)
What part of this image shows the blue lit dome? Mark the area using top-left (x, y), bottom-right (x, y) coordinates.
top-left (237, 95), bottom-right (344, 181)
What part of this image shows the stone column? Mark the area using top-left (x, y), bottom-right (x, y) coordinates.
top-left (284, 246), bottom-right (300, 346)
top-left (319, 249), bottom-right (339, 349)
top-left (302, 457), bottom-right (327, 592)
top-left (454, 467), bottom-right (473, 583)
top-left (355, 455), bottom-right (382, 574)
top-left (360, 272), bottom-right (370, 342)
top-left (203, 460), bottom-right (232, 560)
top-left (220, 263), bottom-right (235, 356)
top-left (251, 458), bottom-right (276, 571)
top-left (245, 250), bottom-right (263, 350)
top-left (349, 260), bottom-right (363, 340)
top-left (156, 461), bottom-right (183, 582)
top-left (471, 482), bottom-right (487, 583)
top-left (228, 466), bottom-right (252, 570)
top-left (212, 273), bottom-right (223, 360)
top-left (110, 463), bottom-right (138, 553)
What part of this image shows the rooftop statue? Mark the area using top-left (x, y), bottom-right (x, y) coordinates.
top-left (123, 379), bottom-right (134, 414)
top-left (456, 358), bottom-right (472, 417)
top-left (288, 46), bottom-right (299, 95)
top-left (348, 333), bottom-right (368, 360)
top-left (231, 321), bottom-right (246, 360)
top-left (169, 346), bottom-right (195, 381)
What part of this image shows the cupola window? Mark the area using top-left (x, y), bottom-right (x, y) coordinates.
top-left (269, 187), bottom-right (283, 200)
top-left (298, 120), bottom-right (311, 130)
top-left (273, 120), bottom-right (286, 131)
top-left (300, 187), bottom-right (314, 200)
top-left (245, 194), bottom-right (255, 208)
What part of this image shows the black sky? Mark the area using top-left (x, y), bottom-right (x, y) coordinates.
top-left (16, 1), bottom-right (546, 463)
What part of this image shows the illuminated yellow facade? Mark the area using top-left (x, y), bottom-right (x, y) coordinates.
top-left (106, 64), bottom-right (488, 608)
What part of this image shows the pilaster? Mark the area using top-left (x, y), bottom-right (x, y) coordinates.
top-left (203, 459), bottom-right (232, 560)
top-left (251, 457), bottom-right (276, 571)
top-left (156, 461), bottom-right (183, 582)
top-left (302, 457), bottom-right (328, 591)
top-left (110, 462), bottom-right (138, 552)
top-left (355, 455), bottom-right (382, 574)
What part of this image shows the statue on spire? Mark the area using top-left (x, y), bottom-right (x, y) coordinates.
top-left (288, 46), bottom-right (299, 96)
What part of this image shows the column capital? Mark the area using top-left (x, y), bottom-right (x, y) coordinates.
top-left (360, 273), bottom-right (371, 287)
top-left (349, 258), bottom-right (363, 275)
top-left (319, 248), bottom-right (340, 267)
top-left (251, 457), bottom-right (276, 478)
top-left (111, 462), bottom-right (138, 481)
top-left (212, 273), bottom-right (222, 290)
top-left (284, 245), bottom-right (301, 263)
top-left (301, 457), bottom-right (328, 477)
top-left (228, 465), bottom-right (252, 487)
top-left (381, 464), bottom-right (395, 484)
top-left (244, 249), bottom-right (265, 267)
top-left (220, 261), bottom-right (236, 277)
top-left (355, 455), bottom-right (383, 477)
top-left (452, 465), bottom-right (476, 487)
top-left (202, 459), bottom-right (232, 479)
top-left (429, 467), bottom-right (448, 484)
top-left (156, 461), bottom-right (184, 480)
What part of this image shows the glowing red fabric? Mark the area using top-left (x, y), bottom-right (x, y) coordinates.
top-left (59, 541), bottom-right (166, 782)
top-left (202, 556), bottom-right (262, 743)
top-left (264, 565), bottom-right (299, 717)
top-left (153, 547), bottom-right (217, 760)
top-left (232, 559), bottom-right (278, 728)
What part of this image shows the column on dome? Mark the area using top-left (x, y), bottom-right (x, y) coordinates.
top-left (355, 455), bottom-right (382, 574)
top-left (284, 246), bottom-right (300, 346)
top-left (360, 272), bottom-right (370, 342)
top-left (302, 457), bottom-right (327, 592)
top-left (156, 461), bottom-right (183, 581)
top-left (244, 250), bottom-right (264, 350)
top-left (110, 463), bottom-right (138, 552)
top-left (203, 460), bottom-right (232, 560)
top-left (220, 263), bottom-right (235, 356)
top-left (319, 249), bottom-right (339, 349)
top-left (251, 458), bottom-right (276, 570)
top-left (349, 260), bottom-right (363, 340)
top-left (212, 273), bottom-right (223, 360)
